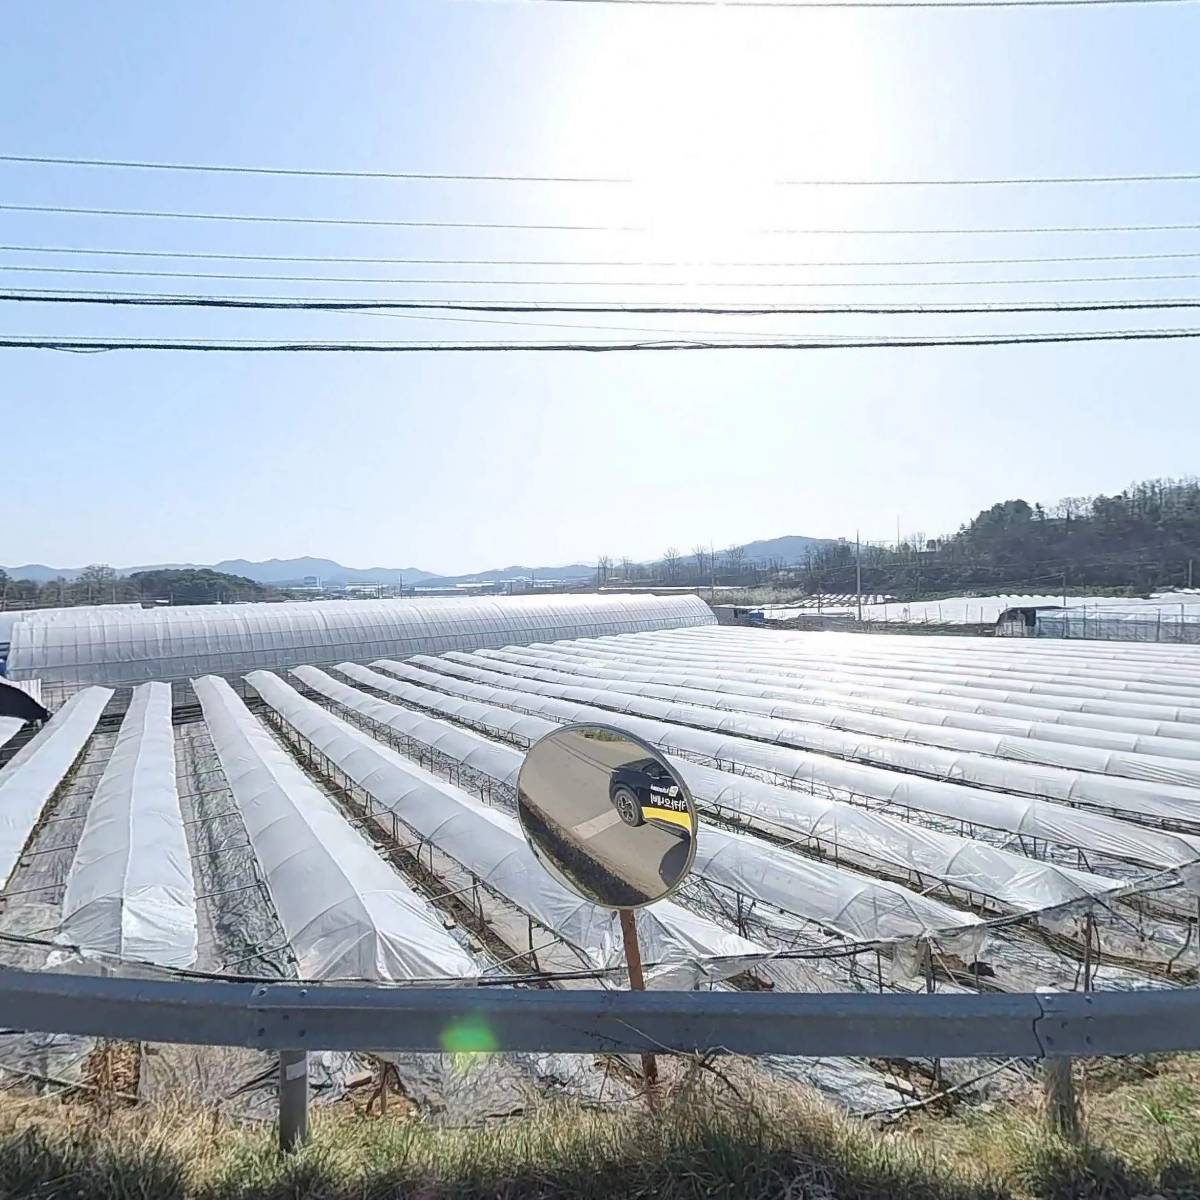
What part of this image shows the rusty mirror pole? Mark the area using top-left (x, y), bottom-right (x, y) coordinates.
top-left (516, 722), bottom-right (698, 1093)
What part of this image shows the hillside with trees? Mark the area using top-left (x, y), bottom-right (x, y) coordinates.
top-left (0, 565), bottom-right (274, 609)
top-left (802, 477), bottom-right (1200, 598)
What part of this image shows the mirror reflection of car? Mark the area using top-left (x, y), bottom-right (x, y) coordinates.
top-left (608, 758), bottom-right (691, 834)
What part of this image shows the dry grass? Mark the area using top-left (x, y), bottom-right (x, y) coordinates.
top-left (906, 1054), bottom-right (1200, 1198)
top-left (3, 1058), bottom-right (1200, 1199)
top-left (707, 587), bottom-right (813, 607)
top-left (0, 1074), bottom-right (991, 1200)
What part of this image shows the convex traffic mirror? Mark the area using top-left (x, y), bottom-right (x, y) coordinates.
top-left (516, 723), bottom-right (698, 909)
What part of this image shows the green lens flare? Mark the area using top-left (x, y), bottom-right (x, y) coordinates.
top-left (440, 1015), bottom-right (497, 1055)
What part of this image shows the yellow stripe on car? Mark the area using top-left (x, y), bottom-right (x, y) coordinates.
top-left (642, 806), bottom-right (694, 833)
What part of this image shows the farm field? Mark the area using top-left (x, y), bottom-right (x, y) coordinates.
top-left (3, 618), bottom-right (1200, 1122)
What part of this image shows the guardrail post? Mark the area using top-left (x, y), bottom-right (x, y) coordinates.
top-left (1043, 1055), bottom-right (1079, 1140)
top-left (279, 1049), bottom-right (309, 1152)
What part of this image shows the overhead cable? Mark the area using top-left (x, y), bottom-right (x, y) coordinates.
top-left (8, 288), bottom-right (1197, 341)
top-left (0, 203), bottom-right (639, 233)
top-left (0, 152), bottom-right (628, 184)
top-left (4, 327), bottom-right (1200, 352)
top-left (7, 241), bottom-right (1200, 268)
top-left (5, 151), bottom-right (1200, 186)
top-left (6, 261), bottom-right (1200, 288)
top-left (6, 202), bottom-right (1200, 236)
top-left (780, 172), bottom-right (1200, 185)
top-left (7, 287), bottom-right (1200, 315)
top-left (531, 0), bottom-right (1198, 8)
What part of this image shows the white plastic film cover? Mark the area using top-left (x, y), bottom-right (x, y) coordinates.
top-left (595, 631), bottom-right (1200, 722)
top-left (0, 717), bottom-right (22, 752)
top-left (8, 594), bottom-right (714, 685)
top-left (371, 659), bottom-right (1200, 873)
top-left (245, 670), bottom-right (767, 985)
top-left (840, 624), bottom-right (1200, 658)
top-left (0, 686), bottom-right (113, 890)
top-left (0, 604), bottom-right (141, 646)
top-left (694, 824), bottom-right (987, 959)
top-left (57, 682), bottom-right (197, 966)
top-left (733, 626), bottom-right (1200, 678)
top-left (473, 645), bottom-right (1200, 763)
top-left (291, 664), bottom-right (532, 786)
top-left (681, 761), bottom-right (1118, 911)
top-left (329, 664), bottom-right (1125, 911)
top-left (436, 650), bottom-right (1200, 790)
top-left (288, 666), bottom-right (992, 941)
top-left (542, 632), bottom-right (1200, 726)
top-left (392, 653), bottom-right (1200, 828)
top-left (333, 661), bottom-right (556, 747)
top-left (193, 675), bottom-right (476, 982)
top-left (623, 626), bottom-right (1200, 739)
top-left (847, 593), bottom-right (1200, 628)
top-left (666, 626), bottom-right (1200, 693)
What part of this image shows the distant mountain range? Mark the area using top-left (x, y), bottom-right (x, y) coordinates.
top-left (650, 535), bottom-right (835, 569)
top-left (5, 557), bottom-right (437, 586)
top-left (4, 535), bottom-right (836, 588)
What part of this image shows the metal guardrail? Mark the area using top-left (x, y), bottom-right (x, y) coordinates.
top-left (4, 967), bottom-right (1199, 1146)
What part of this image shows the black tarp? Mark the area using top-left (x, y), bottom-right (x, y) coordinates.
top-left (0, 680), bottom-right (50, 724)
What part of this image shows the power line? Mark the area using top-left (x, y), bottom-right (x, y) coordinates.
top-left (8, 286), bottom-right (1200, 315)
top-left (315, 301), bottom-right (828, 340)
top-left (0, 152), bottom-right (629, 184)
top-left (0, 203), bottom-right (639, 233)
top-left (6, 261), bottom-right (1200, 288)
top-left (3, 327), bottom-right (1200, 352)
top-left (5, 151), bottom-right (1200, 187)
top-left (779, 172), bottom-right (1200, 185)
top-left (347, 306), bottom-right (811, 338)
top-left (532, 0), bottom-right (1198, 9)
top-left (8, 241), bottom-right (1200, 268)
top-left (6, 202), bottom-right (1200, 236)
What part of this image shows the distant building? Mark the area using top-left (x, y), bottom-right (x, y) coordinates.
top-left (711, 604), bottom-right (765, 626)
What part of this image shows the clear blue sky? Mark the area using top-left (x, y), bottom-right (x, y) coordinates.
top-left (2, 0), bottom-right (1199, 574)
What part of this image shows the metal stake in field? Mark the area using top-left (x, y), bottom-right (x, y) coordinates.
top-left (619, 907), bottom-right (659, 1090)
top-left (855, 531), bottom-right (863, 623)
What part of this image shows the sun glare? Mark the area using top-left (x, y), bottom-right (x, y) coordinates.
top-left (544, 10), bottom-right (886, 264)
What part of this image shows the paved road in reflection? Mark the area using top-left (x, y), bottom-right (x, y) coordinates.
top-left (519, 729), bottom-right (688, 901)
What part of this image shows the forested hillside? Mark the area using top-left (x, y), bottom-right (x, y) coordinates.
top-left (0, 565), bottom-right (273, 608)
top-left (806, 477), bottom-right (1200, 597)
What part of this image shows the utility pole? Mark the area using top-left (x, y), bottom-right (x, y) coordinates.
top-left (1189, 559), bottom-right (1195, 589)
top-left (856, 531), bottom-right (863, 623)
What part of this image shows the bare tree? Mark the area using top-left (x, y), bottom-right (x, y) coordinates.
top-left (662, 546), bottom-right (681, 581)
top-left (619, 556), bottom-right (634, 581)
top-left (691, 544), bottom-right (710, 583)
top-left (596, 554), bottom-right (613, 588)
top-left (724, 544), bottom-right (748, 576)
top-left (77, 563), bottom-right (118, 603)
top-left (1054, 495), bottom-right (1089, 523)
